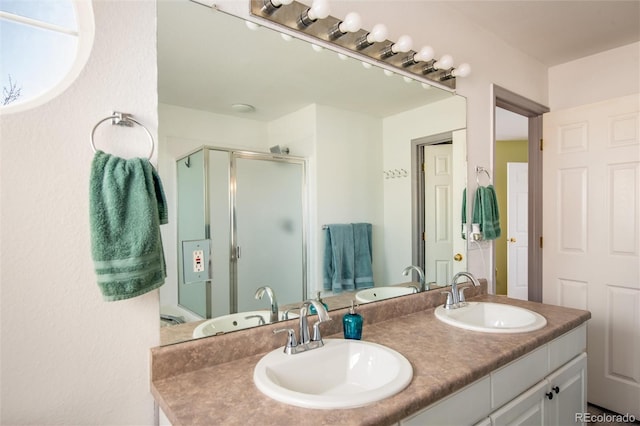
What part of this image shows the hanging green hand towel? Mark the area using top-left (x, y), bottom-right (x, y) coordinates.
top-left (472, 185), bottom-right (501, 240)
top-left (89, 151), bottom-right (168, 301)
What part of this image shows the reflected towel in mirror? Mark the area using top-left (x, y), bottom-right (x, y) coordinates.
top-left (323, 223), bottom-right (374, 293)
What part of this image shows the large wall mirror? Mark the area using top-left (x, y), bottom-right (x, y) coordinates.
top-left (157, 0), bottom-right (468, 346)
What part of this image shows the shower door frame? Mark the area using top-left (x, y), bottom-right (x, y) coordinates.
top-left (177, 146), bottom-right (308, 318)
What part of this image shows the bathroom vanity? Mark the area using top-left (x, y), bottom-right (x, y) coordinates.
top-left (151, 283), bottom-right (590, 425)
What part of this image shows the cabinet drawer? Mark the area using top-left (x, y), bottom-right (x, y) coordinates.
top-left (548, 323), bottom-right (586, 373)
top-left (401, 376), bottom-right (491, 426)
top-left (491, 345), bottom-right (548, 409)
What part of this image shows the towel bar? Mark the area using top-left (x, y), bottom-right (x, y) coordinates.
top-left (90, 111), bottom-right (154, 160)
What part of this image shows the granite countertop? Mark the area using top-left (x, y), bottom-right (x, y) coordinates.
top-left (151, 290), bottom-right (590, 426)
top-left (159, 282), bottom-right (422, 346)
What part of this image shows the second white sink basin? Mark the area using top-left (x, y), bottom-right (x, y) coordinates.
top-left (192, 310), bottom-right (298, 338)
top-left (355, 286), bottom-right (415, 304)
top-left (434, 301), bottom-right (547, 333)
top-left (253, 339), bottom-right (413, 409)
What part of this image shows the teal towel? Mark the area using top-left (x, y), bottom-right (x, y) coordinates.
top-left (353, 223), bottom-right (374, 289)
top-left (89, 151), bottom-right (167, 301)
top-left (472, 185), bottom-right (501, 240)
top-left (323, 223), bottom-right (374, 293)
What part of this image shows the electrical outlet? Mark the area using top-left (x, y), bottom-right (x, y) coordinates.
top-left (193, 250), bottom-right (204, 272)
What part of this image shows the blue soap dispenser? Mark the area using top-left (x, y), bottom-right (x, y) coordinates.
top-left (343, 300), bottom-right (363, 340)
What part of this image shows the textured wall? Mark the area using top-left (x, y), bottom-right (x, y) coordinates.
top-left (0, 1), bottom-right (158, 424)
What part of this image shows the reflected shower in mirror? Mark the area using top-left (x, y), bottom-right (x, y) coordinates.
top-left (157, 0), bottom-right (468, 345)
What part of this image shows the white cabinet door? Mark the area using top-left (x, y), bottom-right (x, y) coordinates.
top-left (490, 380), bottom-right (547, 426)
top-left (400, 377), bottom-right (491, 426)
top-left (544, 353), bottom-right (587, 426)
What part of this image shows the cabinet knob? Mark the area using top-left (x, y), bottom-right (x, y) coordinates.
top-left (546, 391), bottom-right (554, 400)
top-left (552, 386), bottom-right (560, 394)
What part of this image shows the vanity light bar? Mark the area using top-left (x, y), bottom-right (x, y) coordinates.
top-left (250, 0), bottom-right (469, 90)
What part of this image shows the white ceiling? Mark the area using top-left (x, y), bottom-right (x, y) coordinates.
top-left (440, 1), bottom-right (640, 67)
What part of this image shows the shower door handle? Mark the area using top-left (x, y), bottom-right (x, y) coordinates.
top-left (235, 246), bottom-right (241, 259)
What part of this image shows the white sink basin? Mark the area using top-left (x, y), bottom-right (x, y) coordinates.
top-left (355, 286), bottom-right (415, 304)
top-left (253, 339), bottom-right (413, 409)
top-left (192, 310), bottom-right (298, 338)
top-left (434, 301), bottom-right (547, 333)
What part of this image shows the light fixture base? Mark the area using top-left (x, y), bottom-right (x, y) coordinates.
top-left (249, 0), bottom-right (455, 90)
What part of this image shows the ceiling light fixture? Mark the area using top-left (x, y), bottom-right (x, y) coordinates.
top-left (231, 103), bottom-right (255, 113)
top-left (380, 35), bottom-right (413, 59)
top-left (298, 0), bottom-right (330, 28)
top-left (328, 12), bottom-right (362, 40)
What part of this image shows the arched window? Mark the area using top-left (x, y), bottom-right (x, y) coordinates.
top-left (0, 0), bottom-right (94, 112)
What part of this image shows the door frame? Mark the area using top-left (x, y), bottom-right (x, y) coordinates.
top-left (493, 85), bottom-right (549, 302)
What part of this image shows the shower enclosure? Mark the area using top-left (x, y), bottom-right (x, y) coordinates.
top-left (177, 147), bottom-right (306, 319)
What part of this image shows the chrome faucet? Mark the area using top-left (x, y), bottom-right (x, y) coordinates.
top-left (255, 286), bottom-right (279, 323)
top-left (274, 299), bottom-right (331, 355)
top-left (443, 272), bottom-right (480, 309)
top-left (402, 265), bottom-right (427, 292)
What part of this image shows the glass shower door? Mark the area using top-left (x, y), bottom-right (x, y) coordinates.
top-left (233, 154), bottom-right (305, 312)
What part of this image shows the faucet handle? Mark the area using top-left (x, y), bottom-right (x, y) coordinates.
top-left (440, 291), bottom-right (455, 309)
top-left (311, 321), bottom-right (323, 343)
top-left (458, 286), bottom-right (470, 305)
top-left (273, 328), bottom-right (298, 353)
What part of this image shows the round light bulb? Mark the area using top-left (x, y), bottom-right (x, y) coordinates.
top-left (307, 0), bottom-right (330, 21)
top-left (391, 35), bottom-right (413, 54)
top-left (453, 63), bottom-right (471, 77)
top-left (413, 46), bottom-right (434, 62)
top-left (366, 24), bottom-right (388, 44)
top-left (436, 54), bottom-right (454, 70)
top-left (339, 12), bottom-right (362, 33)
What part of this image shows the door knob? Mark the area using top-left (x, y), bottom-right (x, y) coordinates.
top-left (508, 237), bottom-right (516, 243)
top-left (454, 253), bottom-right (463, 262)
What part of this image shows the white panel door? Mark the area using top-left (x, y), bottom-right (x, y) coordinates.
top-left (507, 162), bottom-right (529, 300)
top-left (425, 144), bottom-right (453, 286)
top-left (543, 94), bottom-right (640, 417)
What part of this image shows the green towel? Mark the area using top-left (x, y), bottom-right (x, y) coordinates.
top-left (89, 151), bottom-right (167, 301)
top-left (472, 185), bottom-right (501, 240)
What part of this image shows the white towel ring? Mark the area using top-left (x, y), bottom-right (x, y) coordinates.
top-left (90, 112), bottom-right (154, 160)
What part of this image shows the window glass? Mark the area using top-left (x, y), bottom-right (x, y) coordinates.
top-left (0, 0), bottom-right (77, 30)
top-left (1, 0), bottom-right (82, 108)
